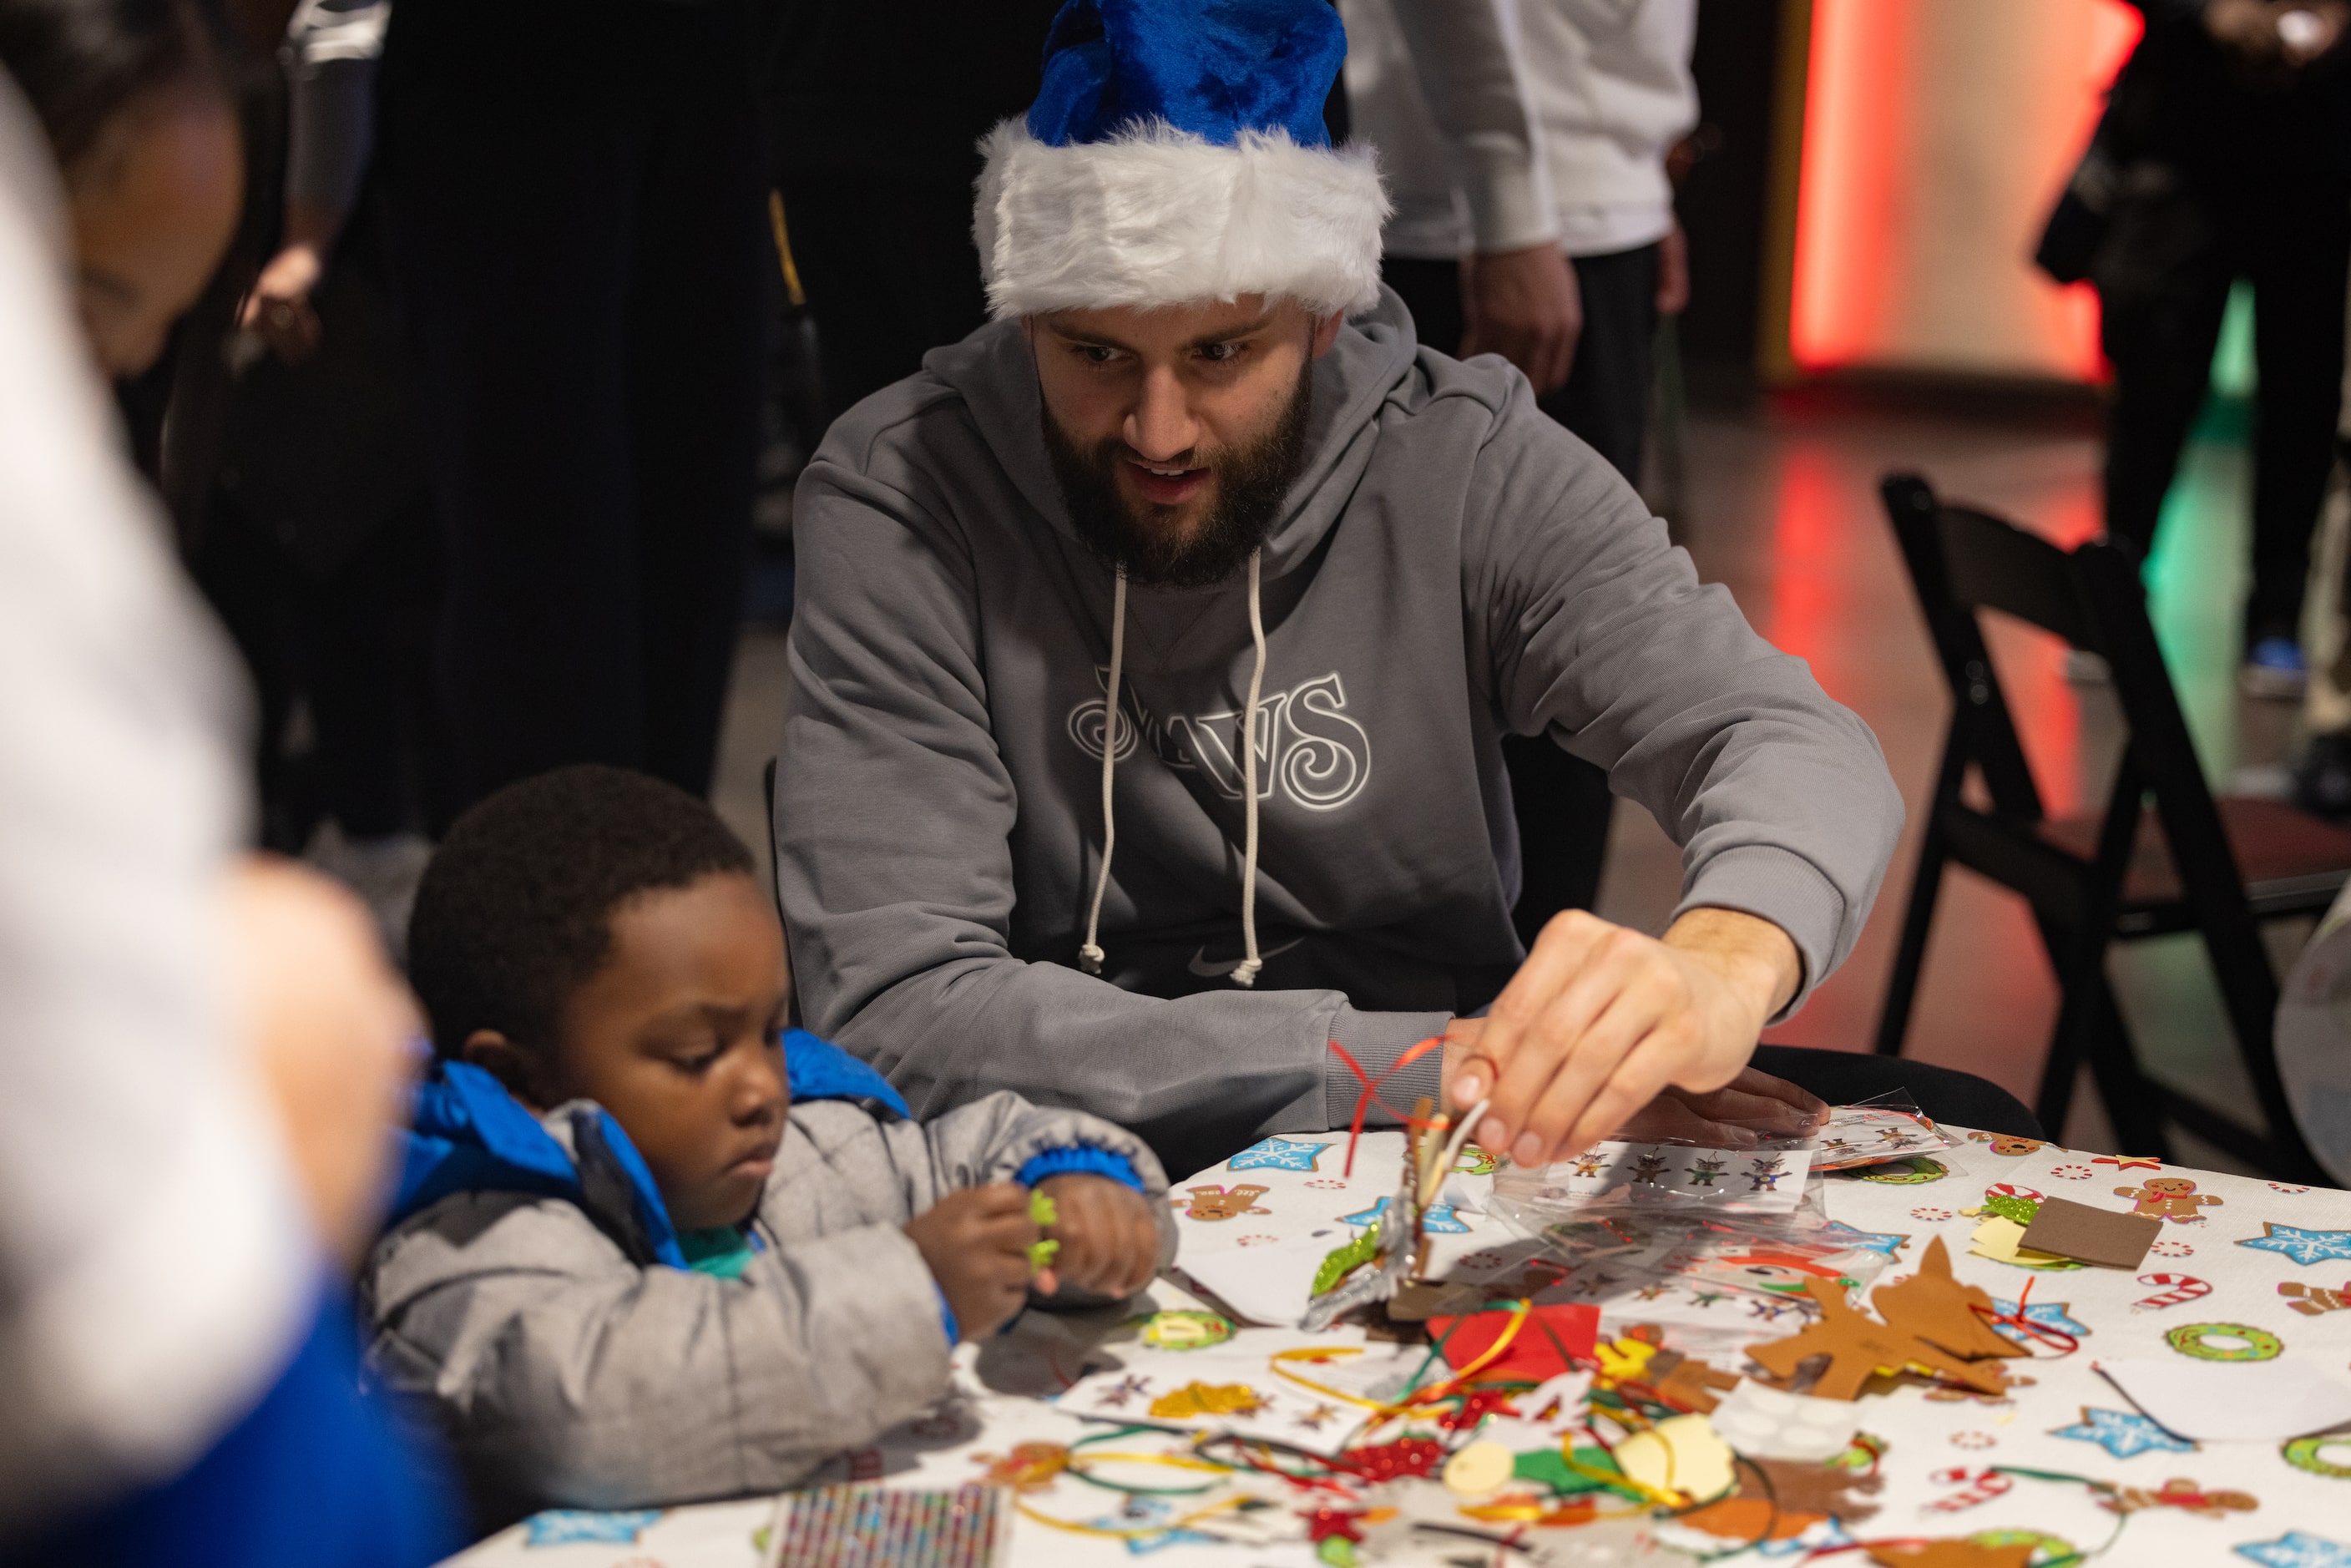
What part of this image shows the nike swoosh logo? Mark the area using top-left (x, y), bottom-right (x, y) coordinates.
top-left (1187, 938), bottom-right (1306, 978)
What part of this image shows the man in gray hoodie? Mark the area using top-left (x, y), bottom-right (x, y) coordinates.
top-left (777, 0), bottom-right (1924, 1181)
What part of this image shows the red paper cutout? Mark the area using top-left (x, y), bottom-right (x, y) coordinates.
top-left (1427, 1302), bottom-right (1600, 1383)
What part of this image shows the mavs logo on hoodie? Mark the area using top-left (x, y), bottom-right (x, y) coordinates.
top-left (1068, 665), bottom-right (1372, 812)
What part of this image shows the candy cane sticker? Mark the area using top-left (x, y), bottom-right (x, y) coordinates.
top-left (1925, 1466), bottom-right (2014, 1511)
top-left (2132, 1272), bottom-right (2212, 1311)
top-left (1988, 1183), bottom-right (2043, 1203)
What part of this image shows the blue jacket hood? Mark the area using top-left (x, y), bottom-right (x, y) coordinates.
top-left (387, 1030), bottom-right (908, 1267)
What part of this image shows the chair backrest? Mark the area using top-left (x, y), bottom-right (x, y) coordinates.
top-left (1880, 472), bottom-right (2246, 906)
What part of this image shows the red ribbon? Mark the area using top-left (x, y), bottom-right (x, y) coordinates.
top-left (1325, 1035), bottom-right (1449, 1176)
top-left (1969, 1274), bottom-right (2079, 1355)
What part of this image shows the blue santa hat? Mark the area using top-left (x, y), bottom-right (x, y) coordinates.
top-left (975, 0), bottom-right (1389, 321)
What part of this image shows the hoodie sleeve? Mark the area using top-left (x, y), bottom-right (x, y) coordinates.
top-left (361, 1191), bottom-right (954, 1517)
top-left (779, 446), bottom-right (1454, 1172)
top-left (1461, 377), bottom-right (1903, 1012)
top-left (791, 1093), bottom-right (1181, 1284)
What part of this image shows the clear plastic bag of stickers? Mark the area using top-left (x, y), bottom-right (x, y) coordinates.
top-left (1488, 1134), bottom-right (1828, 1225)
top-left (1488, 1198), bottom-right (1893, 1350)
top-left (1806, 1090), bottom-right (1956, 1171)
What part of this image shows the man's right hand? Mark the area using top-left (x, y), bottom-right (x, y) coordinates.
top-left (1458, 243), bottom-right (1581, 393)
top-left (904, 1184), bottom-right (1038, 1342)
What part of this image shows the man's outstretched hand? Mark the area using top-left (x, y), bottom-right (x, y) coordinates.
top-left (1445, 908), bottom-right (1802, 1168)
top-left (1614, 1068), bottom-right (1827, 1148)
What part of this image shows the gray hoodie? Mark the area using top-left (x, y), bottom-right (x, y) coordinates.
top-left (362, 1079), bottom-right (1173, 1525)
top-left (777, 288), bottom-right (1902, 1178)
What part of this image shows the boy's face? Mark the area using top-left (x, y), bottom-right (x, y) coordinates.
top-left (473, 871), bottom-right (792, 1232)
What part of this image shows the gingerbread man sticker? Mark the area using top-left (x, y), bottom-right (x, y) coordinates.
top-left (1180, 1184), bottom-right (1271, 1221)
top-left (2115, 1176), bottom-right (2223, 1224)
top-left (2279, 1280), bottom-right (2351, 1317)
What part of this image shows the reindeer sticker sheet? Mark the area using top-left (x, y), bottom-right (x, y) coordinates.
top-left (1524, 1141), bottom-right (1818, 1214)
top-left (1809, 1105), bottom-right (1957, 1171)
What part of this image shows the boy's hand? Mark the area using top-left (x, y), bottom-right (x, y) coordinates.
top-left (904, 1184), bottom-right (1037, 1343)
top-left (1033, 1174), bottom-right (1160, 1300)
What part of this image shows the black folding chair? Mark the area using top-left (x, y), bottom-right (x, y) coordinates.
top-left (1873, 473), bottom-right (2351, 1181)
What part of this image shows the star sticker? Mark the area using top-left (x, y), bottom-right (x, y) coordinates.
top-left (2049, 1406), bottom-right (2196, 1459)
top-left (525, 1511), bottom-right (663, 1546)
top-left (2236, 1532), bottom-right (2351, 1568)
top-left (1987, 1297), bottom-right (2090, 1344)
top-left (1086, 1498), bottom-right (1218, 1554)
top-left (1819, 1221), bottom-right (1909, 1259)
top-left (1226, 1136), bottom-right (1332, 1173)
top-left (2093, 1155), bottom-right (2165, 1171)
top-left (2239, 1223), bottom-right (2351, 1267)
top-left (1337, 1197), bottom-right (1469, 1233)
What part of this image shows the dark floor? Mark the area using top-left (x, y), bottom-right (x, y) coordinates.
top-left (714, 392), bottom-right (2303, 1171)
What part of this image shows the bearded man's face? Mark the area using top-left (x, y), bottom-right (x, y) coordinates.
top-left (1029, 296), bottom-right (1337, 588)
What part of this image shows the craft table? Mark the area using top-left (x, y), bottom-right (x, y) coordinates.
top-left (440, 1126), bottom-right (2351, 1568)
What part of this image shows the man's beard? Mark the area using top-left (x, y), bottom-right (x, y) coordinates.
top-left (1043, 363), bottom-right (1313, 590)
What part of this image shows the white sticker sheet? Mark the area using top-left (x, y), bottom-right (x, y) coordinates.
top-left (1546, 1141), bottom-right (1815, 1212)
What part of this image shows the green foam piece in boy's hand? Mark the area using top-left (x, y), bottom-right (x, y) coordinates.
top-left (1029, 1188), bottom-right (1060, 1274)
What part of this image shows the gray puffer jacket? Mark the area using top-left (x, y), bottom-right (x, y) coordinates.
top-left (362, 1070), bottom-right (1174, 1524)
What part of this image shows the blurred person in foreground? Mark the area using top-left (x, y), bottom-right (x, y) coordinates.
top-left (0, 1), bottom-right (451, 1560)
top-left (2082, 0), bottom-right (2351, 698)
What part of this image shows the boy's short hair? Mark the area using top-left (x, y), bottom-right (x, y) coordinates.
top-left (408, 765), bottom-right (758, 1059)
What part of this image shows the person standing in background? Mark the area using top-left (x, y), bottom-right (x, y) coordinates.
top-left (765, 0), bottom-right (1060, 424)
top-left (192, 0), bottom-right (446, 954)
top-left (0, 6), bottom-right (447, 1557)
top-left (2091, 0), bottom-right (2351, 699)
top-left (1341, 0), bottom-right (1697, 938)
top-left (377, 0), bottom-right (765, 808)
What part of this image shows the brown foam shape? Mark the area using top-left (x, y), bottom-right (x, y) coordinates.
top-left (1866, 1544), bottom-right (2033, 1568)
top-left (1868, 1237), bottom-right (2026, 1363)
top-left (1746, 1242), bottom-right (2013, 1402)
top-left (2016, 1195), bottom-right (2162, 1270)
top-left (1648, 1350), bottom-right (1742, 1414)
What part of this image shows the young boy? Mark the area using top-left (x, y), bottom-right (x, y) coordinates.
top-left (362, 766), bottom-right (1175, 1523)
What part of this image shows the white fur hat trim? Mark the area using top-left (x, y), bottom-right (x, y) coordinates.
top-left (973, 117), bottom-right (1390, 321)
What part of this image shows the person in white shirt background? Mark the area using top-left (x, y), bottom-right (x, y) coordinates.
top-left (1341, 0), bottom-right (1697, 940)
top-left (0, 0), bottom-right (447, 1559)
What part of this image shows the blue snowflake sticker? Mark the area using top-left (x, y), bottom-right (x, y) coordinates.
top-left (524, 1510), bottom-right (662, 1545)
top-left (1088, 1497), bottom-right (1219, 1555)
top-left (1818, 1221), bottom-right (1909, 1259)
top-left (2237, 1532), bottom-right (2351, 1568)
top-left (1987, 1297), bottom-right (2089, 1347)
top-left (2237, 1223), bottom-right (2351, 1267)
top-left (1226, 1136), bottom-right (1332, 1173)
top-left (1338, 1196), bottom-right (1469, 1233)
top-left (2047, 1406), bottom-right (2195, 1460)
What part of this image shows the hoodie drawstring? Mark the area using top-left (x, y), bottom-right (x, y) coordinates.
top-left (1077, 549), bottom-right (1269, 988)
top-left (1231, 548), bottom-right (1267, 988)
top-left (1079, 566), bottom-right (1128, 974)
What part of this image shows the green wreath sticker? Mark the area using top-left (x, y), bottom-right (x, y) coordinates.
top-left (2163, 1321), bottom-right (2283, 1362)
top-left (1854, 1156), bottom-right (1949, 1185)
top-left (1137, 1309), bottom-right (1233, 1351)
top-left (2285, 1434), bottom-right (2351, 1479)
